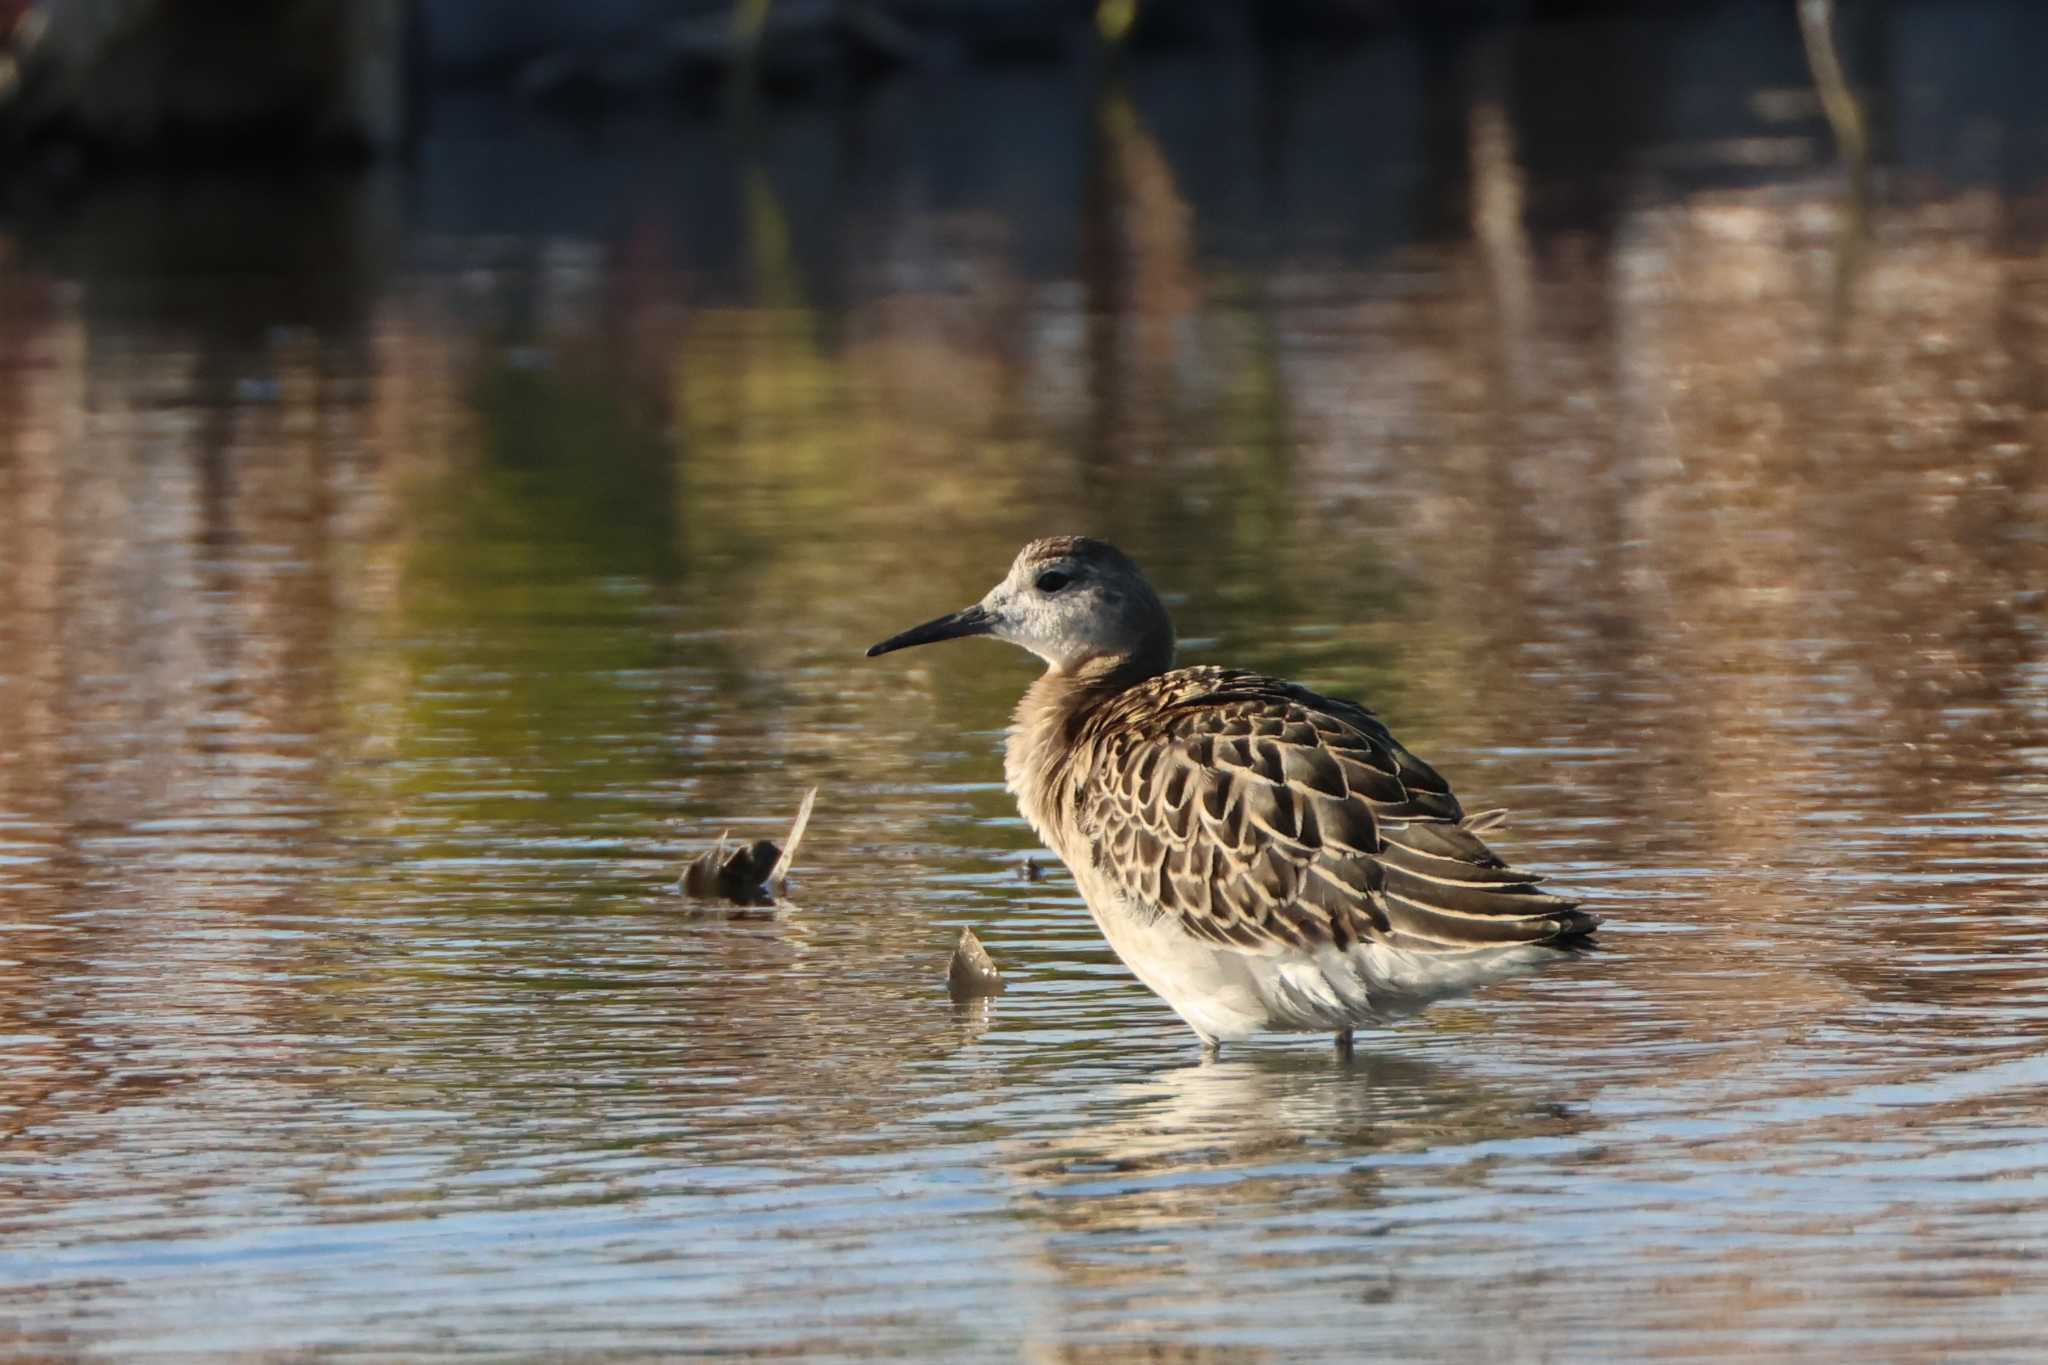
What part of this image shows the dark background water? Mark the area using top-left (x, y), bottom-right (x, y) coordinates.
top-left (3, 2), bottom-right (2048, 1357)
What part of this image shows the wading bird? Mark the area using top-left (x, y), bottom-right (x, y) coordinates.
top-left (868, 537), bottom-right (1597, 1057)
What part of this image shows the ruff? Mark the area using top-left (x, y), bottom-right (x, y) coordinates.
top-left (869, 536), bottom-right (1597, 1056)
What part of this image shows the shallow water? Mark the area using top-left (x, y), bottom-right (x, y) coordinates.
top-left (5, 8), bottom-right (2048, 1359)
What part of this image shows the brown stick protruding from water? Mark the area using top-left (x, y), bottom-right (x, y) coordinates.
top-left (947, 927), bottom-right (1005, 1002)
top-left (674, 787), bottom-right (819, 904)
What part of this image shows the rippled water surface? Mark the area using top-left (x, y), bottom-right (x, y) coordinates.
top-left (6, 9), bottom-right (2048, 1359)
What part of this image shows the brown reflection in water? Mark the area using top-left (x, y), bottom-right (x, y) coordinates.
top-left (1, 164), bottom-right (2038, 978)
top-left (1080, 83), bottom-right (1202, 483)
top-left (999, 1051), bottom-right (1585, 1354)
top-left (0, 180), bottom-right (395, 1154)
top-left (1010, 1051), bottom-right (1574, 1228)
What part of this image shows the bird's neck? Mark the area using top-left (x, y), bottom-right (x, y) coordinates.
top-left (1004, 652), bottom-right (1160, 849)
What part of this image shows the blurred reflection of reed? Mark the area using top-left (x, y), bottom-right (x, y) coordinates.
top-left (0, 176), bottom-right (400, 1151)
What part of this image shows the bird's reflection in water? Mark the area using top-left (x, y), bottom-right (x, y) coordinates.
top-left (951, 995), bottom-right (1002, 1048)
top-left (1007, 1045), bottom-right (1583, 1238)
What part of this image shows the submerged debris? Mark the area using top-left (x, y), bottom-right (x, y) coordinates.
top-left (947, 926), bottom-right (1005, 1002)
top-left (673, 787), bottom-right (818, 906)
top-left (677, 833), bottom-right (780, 904)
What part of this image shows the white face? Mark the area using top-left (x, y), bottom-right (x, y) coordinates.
top-left (979, 550), bottom-right (1148, 672)
top-left (866, 538), bottom-right (1173, 675)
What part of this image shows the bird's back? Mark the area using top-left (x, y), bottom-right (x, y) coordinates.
top-left (1012, 666), bottom-right (1596, 974)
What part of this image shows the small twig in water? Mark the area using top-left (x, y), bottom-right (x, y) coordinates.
top-left (767, 786), bottom-right (817, 892)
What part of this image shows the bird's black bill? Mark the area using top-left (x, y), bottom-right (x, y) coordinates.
top-left (865, 604), bottom-right (996, 658)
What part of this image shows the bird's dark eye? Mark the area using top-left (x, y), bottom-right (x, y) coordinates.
top-left (1035, 570), bottom-right (1071, 594)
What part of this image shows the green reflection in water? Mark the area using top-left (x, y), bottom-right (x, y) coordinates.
top-left (367, 363), bottom-right (684, 834)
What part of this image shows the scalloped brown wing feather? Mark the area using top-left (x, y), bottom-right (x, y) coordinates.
top-left (1073, 669), bottom-right (1595, 956)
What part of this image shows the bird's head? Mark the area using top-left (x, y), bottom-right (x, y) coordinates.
top-left (866, 536), bottom-right (1175, 678)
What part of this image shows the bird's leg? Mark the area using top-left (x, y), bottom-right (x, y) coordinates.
top-left (1334, 1029), bottom-right (1355, 1060)
top-left (1197, 1031), bottom-right (1222, 1061)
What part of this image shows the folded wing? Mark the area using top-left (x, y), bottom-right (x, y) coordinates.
top-left (1075, 669), bottom-right (1598, 955)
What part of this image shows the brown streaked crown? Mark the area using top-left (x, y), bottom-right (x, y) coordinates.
top-left (1018, 536), bottom-right (1142, 574)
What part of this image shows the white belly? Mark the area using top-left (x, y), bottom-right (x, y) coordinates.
top-left (1082, 888), bottom-right (1277, 1041)
top-left (1069, 861), bottom-right (1562, 1042)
